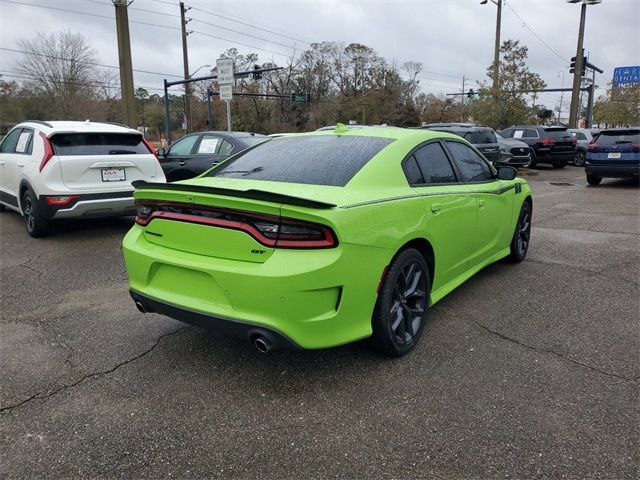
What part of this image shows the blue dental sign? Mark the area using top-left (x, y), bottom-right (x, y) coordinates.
top-left (612, 66), bottom-right (640, 89)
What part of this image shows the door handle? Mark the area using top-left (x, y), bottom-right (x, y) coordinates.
top-left (0, 161), bottom-right (5, 166)
top-left (478, 199), bottom-right (486, 208)
top-left (17, 162), bottom-right (25, 167)
top-left (431, 204), bottom-right (442, 214)
top-left (178, 161), bottom-right (186, 166)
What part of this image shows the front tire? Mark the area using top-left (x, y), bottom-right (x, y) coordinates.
top-left (574, 150), bottom-right (585, 167)
top-left (586, 174), bottom-right (602, 186)
top-left (528, 150), bottom-right (538, 169)
top-left (508, 201), bottom-right (532, 263)
top-left (372, 248), bottom-right (430, 357)
top-left (21, 189), bottom-right (51, 237)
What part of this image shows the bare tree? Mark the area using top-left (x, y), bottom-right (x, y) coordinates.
top-left (16, 30), bottom-right (100, 118)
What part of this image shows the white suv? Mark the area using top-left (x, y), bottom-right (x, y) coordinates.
top-left (0, 120), bottom-right (165, 237)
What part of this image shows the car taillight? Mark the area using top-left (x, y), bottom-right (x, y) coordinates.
top-left (540, 138), bottom-right (555, 145)
top-left (135, 201), bottom-right (337, 249)
top-left (571, 137), bottom-right (577, 145)
top-left (587, 143), bottom-right (600, 150)
top-left (39, 132), bottom-right (54, 171)
top-left (141, 136), bottom-right (158, 159)
top-left (45, 195), bottom-right (80, 206)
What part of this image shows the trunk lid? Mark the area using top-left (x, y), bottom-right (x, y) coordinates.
top-left (544, 127), bottom-right (575, 154)
top-left (51, 132), bottom-right (161, 191)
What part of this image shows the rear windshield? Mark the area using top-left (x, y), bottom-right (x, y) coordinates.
top-left (208, 135), bottom-right (394, 186)
top-left (463, 129), bottom-right (496, 144)
top-left (596, 130), bottom-right (640, 144)
top-left (51, 133), bottom-right (150, 156)
top-left (544, 128), bottom-right (572, 141)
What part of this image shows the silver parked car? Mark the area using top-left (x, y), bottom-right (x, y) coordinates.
top-left (569, 128), bottom-right (594, 167)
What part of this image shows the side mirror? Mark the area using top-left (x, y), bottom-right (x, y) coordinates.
top-left (157, 147), bottom-right (166, 157)
top-left (497, 166), bottom-right (517, 180)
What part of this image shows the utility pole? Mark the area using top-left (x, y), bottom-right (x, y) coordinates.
top-left (179, 2), bottom-right (191, 133)
top-left (569, 2), bottom-right (587, 127)
top-left (461, 75), bottom-right (466, 122)
top-left (492, 0), bottom-right (502, 90)
top-left (112, 0), bottom-right (136, 128)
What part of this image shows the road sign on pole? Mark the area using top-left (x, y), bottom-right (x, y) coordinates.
top-left (216, 58), bottom-right (234, 85)
top-left (613, 66), bottom-right (640, 89)
top-left (219, 85), bottom-right (233, 101)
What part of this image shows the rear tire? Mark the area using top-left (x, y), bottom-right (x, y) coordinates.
top-left (508, 201), bottom-right (532, 263)
top-left (371, 248), bottom-right (430, 357)
top-left (21, 189), bottom-right (51, 238)
top-left (586, 174), bottom-right (602, 186)
top-left (574, 150), bottom-right (585, 167)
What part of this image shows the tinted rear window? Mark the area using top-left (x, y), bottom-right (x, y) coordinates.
top-left (544, 128), bottom-right (572, 141)
top-left (52, 133), bottom-right (150, 156)
top-left (208, 135), bottom-right (394, 186)
top-left (596, 130), bottom-right (640, 144)
top-left (463, 129), bottom-right (496, 144)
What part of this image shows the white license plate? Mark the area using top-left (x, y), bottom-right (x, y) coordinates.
top-left (101, 168), bottom-right (126, 182)
top-left (607, 152), bottom-right (621, 159)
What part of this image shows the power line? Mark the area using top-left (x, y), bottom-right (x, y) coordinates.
top-left (189, 16), bottom-right (296, 50)
top-left (0, 47), bottom-right (182, 78)
top-left (190, 30), bottom-right (294, 59)
top-left (189, 6), bottom-right (313, 45)
top-left (503, 0), bottom-right (567, 63)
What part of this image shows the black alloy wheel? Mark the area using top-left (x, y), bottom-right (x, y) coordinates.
top-left (508, 201), bottom-right (532, 263)
top-left (21, 189), bottom-right (51, 237)
top-left (574, 150), bottom-right (586, 167)
top-left (372, 248), bottom-right (430, 356)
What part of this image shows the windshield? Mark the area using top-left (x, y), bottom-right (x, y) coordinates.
top-left (208, 135), bottom-right (394, 186)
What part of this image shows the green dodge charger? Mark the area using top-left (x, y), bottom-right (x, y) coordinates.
top-left (123, 126), bottom-right (532, 356)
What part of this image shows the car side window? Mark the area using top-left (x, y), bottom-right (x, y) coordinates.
top-left (501, 129), bottom-right (514, 138)
top-left (0, 128), bottom-right (23, 153)
top-left (574, 132), bottom-right (587, 140)
top-left (413, 142), bottom-right (457, 184)
top-left (197, 134), bottom-right (221, 154)
top-left (168, 135), bottom-right (199, 156)
top-left (524, 129), bottom-right (539, 138)
top-left (218, 139), bottom-right (234, 156)
top-left (403, 155), bottom-right (424, 185)
top-left (446, 141), bottom-right (494, 183)
top-left (15, 128), bottom-right (34, 154)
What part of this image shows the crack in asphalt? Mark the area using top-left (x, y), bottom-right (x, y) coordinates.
top-left (0, 326), bottom-right (189, 415)
top-left (473, 321), bottom-right (639, 383)
top-left (525, 258), bottom-right (640, 287)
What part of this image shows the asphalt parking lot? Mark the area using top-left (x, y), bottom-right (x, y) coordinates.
top-left (1, 167), bottom-right (638, 479)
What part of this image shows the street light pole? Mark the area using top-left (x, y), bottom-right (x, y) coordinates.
top-left (567, 0), bottom-right (602, 128)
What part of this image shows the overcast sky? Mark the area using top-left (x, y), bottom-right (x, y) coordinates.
top-left (1, 0), bottom-right (638, 111)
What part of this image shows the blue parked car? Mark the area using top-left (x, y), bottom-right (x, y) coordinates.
top-left (585, 127), bottom-right (640, 185)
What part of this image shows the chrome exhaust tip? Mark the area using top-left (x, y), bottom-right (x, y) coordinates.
top-left (134, 301), bottom-right (146, 314)
top-left (254, 336), bottom-right (271, 353)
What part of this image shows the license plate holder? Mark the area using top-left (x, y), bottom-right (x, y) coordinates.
top-left (101, 168), bottom-right (126, 182)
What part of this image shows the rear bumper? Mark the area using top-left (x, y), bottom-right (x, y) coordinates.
top-left (38, 191), bottom-right (135, 219)
top-left (122, 225), bottom-right (392, 349)
top-left (534, 148), bottom-right (575, 163)
top-left (130, 290), bottom-right (301, 349)
top-left (585, 164), bottom-right (640, 178)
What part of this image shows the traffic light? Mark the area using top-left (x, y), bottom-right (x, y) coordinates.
top-left (252, 64), bottom-right (262, 80)
top-left (467, 88), bottom-right (475, 99)
top-left (570, 50), bottom-right (587, 76)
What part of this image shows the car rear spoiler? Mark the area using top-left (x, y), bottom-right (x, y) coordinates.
top-left (131, 181), bottom-right (337, 209)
